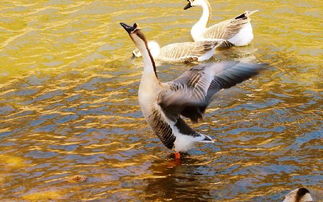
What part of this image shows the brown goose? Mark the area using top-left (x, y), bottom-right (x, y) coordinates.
top-left (120, 22), bottom-right (265, 159)
top-left (184, 0), bottom-right (258, 47)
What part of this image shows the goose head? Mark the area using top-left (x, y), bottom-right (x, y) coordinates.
top-left (132, 40), bottom-right (161, 58)
top-left (121, 22), bottom-right (158, 76)
top-left (120, 22), bottom-right (149, 53)
top-left (283, 188), bottom-right (313, 202)
top-left (184, 0), bottom-right (209, 10)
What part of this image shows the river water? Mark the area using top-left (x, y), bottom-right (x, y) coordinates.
top-left (0, 0), bottom-right (322, 201)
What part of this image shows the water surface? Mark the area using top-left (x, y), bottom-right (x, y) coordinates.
top-left (0, 0), bottom-right (322, 201)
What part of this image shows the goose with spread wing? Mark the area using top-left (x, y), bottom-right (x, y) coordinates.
top-left (184, 0), bottom-right (258, 47)
top-left (132, 40), bottom-right (223, 63)
top-left (120, 22), bottom-right (265, 159)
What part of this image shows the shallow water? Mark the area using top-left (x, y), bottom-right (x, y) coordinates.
top-left (0, 0), bottom-right (322, 201)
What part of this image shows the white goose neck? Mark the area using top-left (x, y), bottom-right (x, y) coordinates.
top-left (192, 1), bottom-right (210, 40)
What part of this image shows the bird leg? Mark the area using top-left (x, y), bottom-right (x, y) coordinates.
top-left (174, 152), bottom-right (181, 160)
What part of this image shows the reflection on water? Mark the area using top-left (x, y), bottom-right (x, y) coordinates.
top-left (144, 156), bottom-right (226, 201)
top-left (0, 0), bottom-right (322, 201)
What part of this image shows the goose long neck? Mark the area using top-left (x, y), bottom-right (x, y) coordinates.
top-left (135, 39), bottom-right (158, 79)
top-left (196, 1), bottom-right (211, 29)
top-left (143, 47), bottom-right (157, 77)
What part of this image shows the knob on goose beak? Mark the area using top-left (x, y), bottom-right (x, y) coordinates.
top-left (120, 22), bottom-right (138, 33)
top-left (184, 2), bottom-right (192, 10)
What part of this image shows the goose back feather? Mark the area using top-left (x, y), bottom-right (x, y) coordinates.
top-left (133, 40), bottom-right (222, 63)
top-left (204, 11), bottom-right (253, 40)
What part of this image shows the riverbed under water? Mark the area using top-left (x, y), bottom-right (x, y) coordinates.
top-left (0, 0), bottom-right (322, 201)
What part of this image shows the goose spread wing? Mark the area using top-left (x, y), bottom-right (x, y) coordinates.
top-left (159, 41), bottom-right (220, 62)
top-left (158, 61), bottom-right (265, 122)
top-left (203, 12), bottom-right (251, 41)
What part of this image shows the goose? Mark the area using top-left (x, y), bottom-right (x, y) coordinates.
top-left (120, 22), bottom-right (265, 159)
top-left (184, 0), bottom-right (258, 47)
top-left (283, 188), bottom-right (314, 202)
top-left (132, 40), bottom-right (224, 63)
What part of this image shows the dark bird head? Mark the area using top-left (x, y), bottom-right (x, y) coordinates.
top-left (184, 0), bottom-right (192, 10)
top-left (120, 22), bottom-right (157, 77)
top-left (120, 22), bottom-right (149, 47)
top-left (120, 22), bottom-right (138, 34)
top-left (283, 188), bottom-right (313, 202)
top-left (184, 0), bottom-right (210, 10)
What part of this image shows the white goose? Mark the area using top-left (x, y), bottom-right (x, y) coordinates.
top-left (120, 22), bottom-right (265, 159)
top-left (132, 40), bottom-right (223, 63)
top-left (184, 0), bottom-right (258, 47)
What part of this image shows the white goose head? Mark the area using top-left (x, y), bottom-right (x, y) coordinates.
top-left (132, 41), bottom-right (161, 58)
top-left (184, 0), bottom-right (210, 10)
top-left (283, 188), bottom-right (313, 202)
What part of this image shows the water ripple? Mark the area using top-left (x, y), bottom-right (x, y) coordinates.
top-left (0, 0), bottom-right (322, 201)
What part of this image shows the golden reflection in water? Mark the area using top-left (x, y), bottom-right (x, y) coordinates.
top-left (0, 154), bottom-right (27, 169)
top-left (0, 0), bottom-right (322, 201)
top-left (22, 191), bottom-right (62, 201)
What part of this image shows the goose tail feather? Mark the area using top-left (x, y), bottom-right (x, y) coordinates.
top-left (197, 134), bottom-right (214, 143)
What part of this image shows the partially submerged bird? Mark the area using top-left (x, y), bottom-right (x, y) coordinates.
top-left (132, 40), bottom-right (223, 63)
top-left (120, 22), bottom-right (265, 159)
top-left (283, 188), bottom-right (314, 202)
top-left (184, 0), bottom-right (258, 47)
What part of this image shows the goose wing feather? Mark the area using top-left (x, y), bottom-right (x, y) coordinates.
top-left (158, 61), bottom-right (265, 122)
top-left (159, 41), bottom-right (220, 61)
top-left (203, 12), bottom-right (252, 40)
